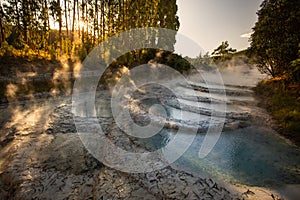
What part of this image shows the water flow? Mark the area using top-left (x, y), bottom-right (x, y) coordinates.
top-left (95, 65), bottom-right (300, 188)
top-left (169, 66), bottom-right (300, 188)
top-left (146, 65), bottom-right (299, 188)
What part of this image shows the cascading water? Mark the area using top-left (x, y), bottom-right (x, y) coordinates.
top-left (98, 64), bottom-right (300, 190)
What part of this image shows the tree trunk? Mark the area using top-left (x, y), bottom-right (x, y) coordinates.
top-left (64, 0), bottom-right (69, 36)
top-left (0, 4), bottom-right (5, 47)
top-left (42, 0), bottom-right (49, 53)
top-left (101, 1), bottom-right (105, 40)
top-left (81, 0), bottom-right (85, 44)
top-left (93, 0), bottom-right (98, 45)
top-left (58, 0), bottom-right (63, 55)
top-left (0, 15), bottom-right (3, 47)
top-left (71, 0), bottom-right (77, 43)
top-left (22, 0), bottom-right (28, 44)
top-left (14, 0), bottom-right (21, 28)
top-left (85, 1), bottom-right (88, 43)
top-left (77, 0), bottom-right (80, 39)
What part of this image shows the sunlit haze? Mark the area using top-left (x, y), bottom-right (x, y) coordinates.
top-left (175, 0), bottom-right (263, 57)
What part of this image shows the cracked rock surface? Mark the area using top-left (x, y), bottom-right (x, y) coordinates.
top-left (0, 93), bottom-right (243, 199)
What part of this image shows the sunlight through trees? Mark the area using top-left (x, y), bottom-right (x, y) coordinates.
top-left (0, 0), bottom-right (180, 60)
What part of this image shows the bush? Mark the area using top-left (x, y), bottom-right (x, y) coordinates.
top-left (255, 78), bottom-right (300, 145)
top-left (0, 42), bottom-right (15, 57)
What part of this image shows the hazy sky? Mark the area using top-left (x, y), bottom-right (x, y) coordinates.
top-left (175, 0), bottom-right (263, 57)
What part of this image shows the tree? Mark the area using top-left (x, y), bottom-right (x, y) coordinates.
top-left (291, 44), bottom-right (300, 82)
top-left (212, 41), bottom-right (236, 60)
top-left (2, 0), bottom-right (23, 48)
top-left (0, 4), bottom-right (5, 47)
top-left (250, 0), bottom-right (300, 78)
top-left (1, 0), bottom-right (180, 62)
top-left (49, 0), bottom-right (63, 55)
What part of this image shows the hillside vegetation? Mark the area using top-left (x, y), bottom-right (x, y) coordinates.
top-left (250, 0), bottom-right (300, 145)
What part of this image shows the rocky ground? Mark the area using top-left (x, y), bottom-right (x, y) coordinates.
top-left (0, 94), bottom-right (247, 199)
top-left (0, 64), bottom-right (286, 200)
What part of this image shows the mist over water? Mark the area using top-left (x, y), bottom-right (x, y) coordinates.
top-left (93, 62), bottom-right (298, 190)
top-left (219, 64), bottom-right (267, 87)
top-left (135, 63), bottom-right (299, 189)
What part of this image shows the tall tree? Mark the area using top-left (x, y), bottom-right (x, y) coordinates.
top-left (1, 0), bottom-right (181, 60)
top-left (40, 0), bottom-right (50, 52)
top-left (2, 0), bottom-right (22, 48)
top-left (0, 4), bottom-right (5, 47)
top-left (57, 0), bottom-right (62, 55)
top-left (49, 0), bottom-right (63, 54)
top-left (250, 0), bottom-right (300, 78)
top-left (64, 0), bottom-right (69, 36)
top-left (71, 0), bottom-right (77, 41)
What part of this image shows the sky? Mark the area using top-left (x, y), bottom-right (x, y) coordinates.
top-left (175, 0), bottom-right (263, 58)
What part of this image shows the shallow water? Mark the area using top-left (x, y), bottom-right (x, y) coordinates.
top-left (129, 121), bottom-right (300, 187)
top-left (178, 86), bottom-right (256, 102)
top-left (172, 127), bottom-right (300, 187)
top-left (177, 98), bottom-right (250, 113)
top-left (94, 66), bottom-right (300, 189)
top-left (143, 67), bottom-right (299, 189)
top-left (166, 106), bottom-right (225, 124)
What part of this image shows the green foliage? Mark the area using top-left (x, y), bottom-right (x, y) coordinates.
top-left (0, 41), bottom-right (14, 57)
top-left (100, 49), bottom-right (192, 85)
top-left (152, 51), bottom-right (192, 73)
top-left (255, 79), bottom-right (300, 144)
top-left (250, 0), bottom-right (300, 79)
top-left (0, 0), bottom-right (181, 67)
top-left (290, 44), bottom-right (300, 82)
top-left (212, 41), bottom-right (236, 61)
top-left (78, 46), bottom-right (88, 62)
top-left (49, 45), bottom-right (57, 60)
top-left (187, 52), bottom-right (212, 67)
top-left (6, 28), bottom-right (24, 49)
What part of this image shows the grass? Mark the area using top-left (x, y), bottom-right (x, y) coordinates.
top-left (255, 78), bottom-right (300, 146)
